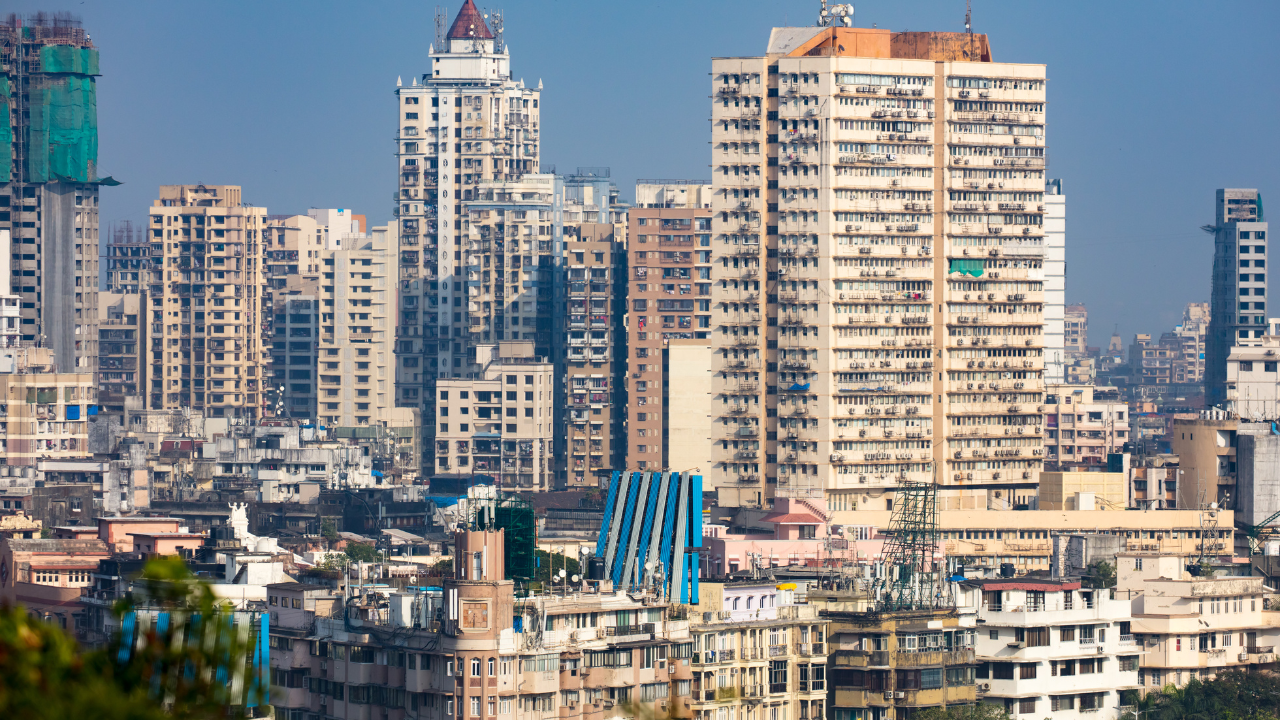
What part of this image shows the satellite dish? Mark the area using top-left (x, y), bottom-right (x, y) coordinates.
top-left (558, 568), bottom-right (567, 579)
top-left (571, 574), bottom-right (580, 583)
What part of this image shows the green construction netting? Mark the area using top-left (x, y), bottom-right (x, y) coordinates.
top-left (949, 258), bottom-right (985, 277)
top-left (26, 74), bottom-right (98, 184)
top-left (40, 45), bottom-right (100, 76)
top-left (0, 77), bottom-right (11, 183)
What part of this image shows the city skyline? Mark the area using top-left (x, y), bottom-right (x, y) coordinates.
top-left (5, 0), bottom-right (1279, 349)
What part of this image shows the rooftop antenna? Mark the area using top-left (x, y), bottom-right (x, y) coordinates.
top-left (434, 6), bottom-right (447, 49)
top-left (487, 8), bottom-right (504, 50)
top-left (965, 0), bottom-right (972, 34)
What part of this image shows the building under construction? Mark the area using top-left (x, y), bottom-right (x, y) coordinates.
top-left (0, 13), bottom-right (114, 374)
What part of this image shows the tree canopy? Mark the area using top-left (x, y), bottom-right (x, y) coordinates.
top-left (0, 556), bottom-right (265, 719)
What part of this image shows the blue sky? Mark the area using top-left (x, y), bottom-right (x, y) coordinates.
top-left (11, 0), bottom-right (1280, 348)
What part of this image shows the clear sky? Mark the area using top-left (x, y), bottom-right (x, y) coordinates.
top-left (10, 0), bottom-right (1280, 349)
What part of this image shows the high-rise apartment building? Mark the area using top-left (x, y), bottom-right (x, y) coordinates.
top-left (1207, 188), bottom-right (1268, 407)
top-left (394, 0), bottom-right (542, 471)
top-left (710, 24), bottom-right (1047, 511)
top-left (104, 222), bottom-right (151, 294)
top-left (626, 182), bottom-right (714, 474)
top-left (146, 185), bottom-right (266, 420)
top-left (558, 171), bottom-right (627, 487)
top-left (1173, 301), bottom-right (1209, 385)
top-left (97, 292), bottom-right (143, 413)
top-left (1043, 179), bottom-right (1066, 384)
top-left (316, 226), bottom-right (398, 428)
top-left (1064, 303), bottom-right (1087, 356)
top-left (1, 15), bottom-right (106, 374)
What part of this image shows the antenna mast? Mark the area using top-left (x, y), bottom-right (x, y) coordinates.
top-left (487, 8), bottom-right (504, 49)
top-left (435, 6), bottom-right (447, 49)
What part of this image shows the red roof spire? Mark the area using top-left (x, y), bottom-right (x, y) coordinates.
top-left (447, 0), bottom-right (495, 41)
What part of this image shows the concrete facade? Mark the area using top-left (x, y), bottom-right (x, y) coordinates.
top-left (318, 226), bottom-right (399, 429)
top-left (1043, 180), bottom-right (1066, 384)
top-left (393, 0), bottom-right (543, 473)
top-left (1207, 189), bottom-right (1268, 406)
top-left (147, 185), bottom-right (268, 420)
top-left (1043, 384), bottom-right (1127, 470)
top-left (434, 342), bottom-right (553, 491)
top-left (710, 26), bottom-right (1048, 513)
top-left (558, 177), bottom-right (627, 487)
top-left (626, 186), bottom-right (715, 473)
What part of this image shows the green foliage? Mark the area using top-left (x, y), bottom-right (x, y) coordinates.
top-left (1083, 560), bottom-right (1117, 589)
top-left (0, 556), bottom-right (265, 719)
top-left (1126, 672), bottom-right (1280, 720)
top-left (39, 527), bottom-right (51, 539)
top-left (534, 550), bottom-right (580, 584)
top-left (430, 557), bottom-right (453, 576)
top-left (344, 542), bottom-right (381, 564)
top-left (320, 518), bottom-right (338, 541)
top-left (914, 703), bottom-right (1012, 720)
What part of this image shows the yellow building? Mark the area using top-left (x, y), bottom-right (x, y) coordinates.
top-left (828, 508), bottom-right (1232, 575)
top-left (0, 348), bottom-right (97, 465)
top-left (147, 185), bottom-right (267, 420)
top-left (812, 591), bottom-right (976, 720)
top-left (1038, 471), bottom-right (1126, 510)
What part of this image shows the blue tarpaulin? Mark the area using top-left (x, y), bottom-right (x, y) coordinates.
top-left (66, 405), bottom-right (80, 420)
top-left (788, 383), bottom-right (811, 391)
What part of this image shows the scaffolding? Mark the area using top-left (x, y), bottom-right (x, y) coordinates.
top-left (469, 489), bottom-right (536, 583)
top-left (875, 480), bottom-right (948, 612)
top-left (1, 13), bottom-right (102, 186)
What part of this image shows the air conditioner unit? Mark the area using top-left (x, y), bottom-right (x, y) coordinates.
top-left (894, 692), bottom-right (906, 699)
top-left (979, 683), bottom-right (991, 692)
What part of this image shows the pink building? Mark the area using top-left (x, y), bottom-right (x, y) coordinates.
top-left (702, 497), bottom-right (886, 576)
top-left (95, 516), bottom-right (182, 553)
top-left (128, 531), bottom-right (207, 557)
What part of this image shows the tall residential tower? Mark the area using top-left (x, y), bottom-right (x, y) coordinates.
top-left (0, 15), bottom-right (107, 374)
top-left (394, 0), bottom-right (541, 471)
top-left (710, 25), bottom-right (1047, 512)
top-left (1206, 188), bottom-right (1267, 407)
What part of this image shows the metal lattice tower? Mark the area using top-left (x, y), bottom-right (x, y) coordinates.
top-left (876, 481), bottom-right (946, 612)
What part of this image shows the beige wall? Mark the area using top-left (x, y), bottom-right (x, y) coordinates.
top-left (1038, 471), bottom-right (1126, 510)
top-left (667, 339), bottom-right (714, 477)
top-left (1170, 417), bottom-right (1236, 508)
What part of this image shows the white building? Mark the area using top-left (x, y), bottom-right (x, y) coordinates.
top-left (1043, 180), bottom-right (1066, 384)
top-left (317, 224), bottom-right (400, 429)
top-left (1117, 553), bottom-right (1270, 690)
top-left (964, 577), bottom-right (1139, 718)
top-left (1226, 336), bottom-right (1280, 420)
top-left (394, 0), bottom-right (543, 473)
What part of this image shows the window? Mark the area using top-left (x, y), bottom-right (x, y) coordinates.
top-left (472, 658), bottom-right (482, 676)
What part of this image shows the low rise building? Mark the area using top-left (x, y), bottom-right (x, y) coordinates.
top-left (827, 508), bottom-right (1232, 577)
top-left (816, 591), bottom-right (977, 720)
top-left (0, 535), bottom-right (110, 631)
top-left (964, 577), bottom-right (1139, 719)
top-left (688, 581), bottom-right (828, 720)
top-left (1119, 554), bottom-right (1271, 689)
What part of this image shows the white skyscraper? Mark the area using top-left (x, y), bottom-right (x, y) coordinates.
top-left (394, 0), bottom-right (542, 472)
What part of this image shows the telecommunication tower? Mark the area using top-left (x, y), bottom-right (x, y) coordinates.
top-left (875, 480), bottom-right (947, 612)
